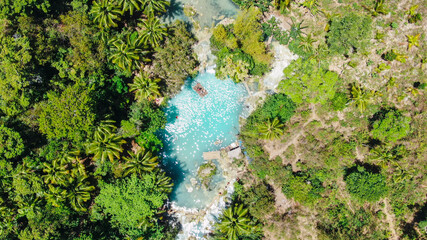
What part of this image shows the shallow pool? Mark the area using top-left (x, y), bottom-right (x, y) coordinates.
top-left (163, 0), bottom-right (239, 27)
top-left (159, 72), bottom-right (247, 209)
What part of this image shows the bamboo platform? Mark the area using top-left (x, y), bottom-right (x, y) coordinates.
top-left (193, 82), bottom-right (208, 97)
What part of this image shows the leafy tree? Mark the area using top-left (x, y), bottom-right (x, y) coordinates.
top-left (122, 148), bottom-right (158, 177)
top-left (128, 74), bottom-right (161, 101)
top-left (345, 166), bottom-right (388, 202)
top-left (137, 17), bottom-right (167, 48)
top-left (59, 11), bottom-right (106, 79)
top-left (282, 170), bottom-right (324, 206)
top-left (257, 118), bottom-right (284, 140)
top-left (327, 13), bottom-right (372, 55)
top-left (330, 92), bottom-right (349, 111)
top-left (151, 20), bottom-right (198, 94)
top-left (0, 21), bottom-right (32, 116)
top-left (233, 7), bottom-right (271, 65)
top-left (371, 109), bottom-right (411, 143)
top-left (38, 83), bottom-right (96, 143)
top-left (217, 55), bottom-right (250, 83)
top-left (215, 204), bottom-right (259, 240)
top-left (90, 0), bottom-right (122, 29)
top-left (0, 0), bottom-right (50, 20)
top-left (86, 121), bottom-right (126, 163)
top-left (279, 58), bottom-right (339, 104)
top-left (0, 126), bottom-right (24, 159)
top-left (94, 173), bottom-right (169, 237)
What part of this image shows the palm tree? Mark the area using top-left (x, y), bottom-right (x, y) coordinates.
top-left (67, 176), bottom-right (95, 212)
top-left (122, 148), bottom-right (158, 177)
top-left (116, 0), bottom-right (144, 15)
top-left (370, 145), bottom-right (397, 170)
top-left (90, 0), bottom-right (122, 28)
top-left (86, 122), bottom-right (126, 163)
top-left (216, 204), bottom-right (254, 240)
top-left (45, 185), bottom-right (67, 208)
top-left (153, 171), bottom-right (173, 193)
top-left (138, 16), bottom-right (168, 47)
top-left (42, 161), bottom-right (69, 186)
top-left (128, 74), bottom-right (161, 101)
top-left (298, 33), bottom-right (317, 53)
top-left (142, 0), bottom-right (170, 15)
top-left (273, 0), bottom-right (293, 12)
top-left (350, 84), bottom-right (373, 112)
top-left (257, 118), bottom-right (284, 140)
top-left (406, 33), bottom-right (420, 50)
top-left (109, 38), bottom-right (143, 73)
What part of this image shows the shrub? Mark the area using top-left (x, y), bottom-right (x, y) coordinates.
top-left (0, 125), bottom-right (24, 159)
top-left (282, 169), bottom-right (325, 206)
top-left (280, 58), bottom-right (339, 104)
top-left (371, 109), bottom-right (411, 143)
top-left (345, 166), bottom-right (388, 202)
top-left (331, 92), bottom-right (349, 111)
top-left (327, 13), bottom-right (372, 55)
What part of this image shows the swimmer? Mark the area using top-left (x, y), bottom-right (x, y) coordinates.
top-left (176, 116), bottom-right (178, 119)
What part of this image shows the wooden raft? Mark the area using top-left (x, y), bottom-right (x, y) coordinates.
top-left (193, 82), bottom-right (208, 97)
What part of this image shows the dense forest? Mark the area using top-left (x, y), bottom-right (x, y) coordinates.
top-left (0, 0), bottom-right (425, 240)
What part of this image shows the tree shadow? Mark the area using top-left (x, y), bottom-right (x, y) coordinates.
top-left (162, 0), bottom-right (184, 23)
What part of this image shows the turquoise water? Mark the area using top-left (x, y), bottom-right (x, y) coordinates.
top-left (159, 72), bottom-right (247, 209)
top-left (163, 0), bottom-right (239, 27)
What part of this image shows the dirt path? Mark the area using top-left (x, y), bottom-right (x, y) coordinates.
top-left (265, 104), bottom-right (324, 162)
top-left (384, 198), bottom-right (399, 240)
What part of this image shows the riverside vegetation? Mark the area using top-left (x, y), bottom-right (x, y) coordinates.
top-left (0, 0), bottom-right (426, 240)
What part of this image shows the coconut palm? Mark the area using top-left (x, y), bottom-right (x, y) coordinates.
top-left (116, 0), bottom-right (145, 15)
top-left (45, 185), bottom-right (67, 208)
top-left (142, 0), bottom-right (170, 15)
top-left (407, 33), bottom-right (420, 50)
top-left (153, 171), bottom-right (173, 193)
top-left (138, 16), bottom-right (167, 47)
top-left (42, 161), bottom-right (69, 186)
top-left (129, 74), bottom-right (161, 101)
top-left (122, 149), bottom-right (158, 177)
top-left (216, 204), bottom-right (253, 240)
top-left (257, 118), bottom-right (284, 140)
top-left (350, 84), bottom-right (373, 112)
top-left (298, 33), bottom-right (317, 53)
top-left (109, 37), bottom-right (144, 73)
top-left (86, 122), bottom-right (126, 163)
top-left (67, 176), bottom-right (95, 212)
top-left (90, 0), bottom-right (122, 28)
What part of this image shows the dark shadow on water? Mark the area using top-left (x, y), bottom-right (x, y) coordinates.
top-left (163, 0), bottom-right (184, 22)
top-left (165, 105), bottom-right (179, 124)
top-left (157, 129), bottom-right (190, 202)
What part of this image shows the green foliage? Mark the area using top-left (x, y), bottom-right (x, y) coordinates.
top-left (38, 83), bottom-right (96, 143)
top-left (371, 109), bottom-right (411, 143)
top-left (407, 5), bottom-right (423, 23)
top-left (234, 7), bottom-right (271, 65)
top-left (327, 13), bottom-right (372, 55)
top-left (282, 169), bottom-right (324, 206)
top-left (350, 84), bottom-right (373, 112)
top-left (279, 58), bottom-right (339, 104)
top-left (215, 203), bottom-right (261, 240)
top-left (109, 31), bottom-right (148, 73)
top-left (137, 17), bottom-right (167, 48)
top-left (94, 173), bottom-right (170, 237)
top-left (152, 21), bottom-right (198, 94)
top-left (318, 204), bottom-right (386, 239)
top-left (257, 117), bottom-right (284, 140)
top-left (122, 148), bottom-right (158, 177)
top-left (90, 0), bottom-right (122, 29)
top-left (233, 181), bottom-right (275, 220)
top-left (0, 0), bottom-right (50, 20)
top-left (0, 125), bottom-right (24, 159)
top-left (129, 74), bottom-right (161, 101)
top-left (345, 166), bottom-right (388, 202)
top-left (86, 120), bottom-right (126, 164)
top-left (330, 92), bottom-right (349, 111)
top-left (261, 17), bottom-right (290, 45)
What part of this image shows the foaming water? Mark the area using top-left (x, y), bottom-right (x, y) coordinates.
top-left (159, 72), bottom-right (247, 238)
top-left (163, 0), bottom-right (239, 27)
